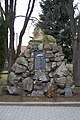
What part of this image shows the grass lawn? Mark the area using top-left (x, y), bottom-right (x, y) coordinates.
top-left (0, 72), bottom-right (8, 85)
top-left (0, 72), bottom-right (8, 95)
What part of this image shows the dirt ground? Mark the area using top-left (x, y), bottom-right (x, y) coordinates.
top-left (0, 87), bottom-right (80, 102)
top-left (0, 94), bottom-right (80, 102)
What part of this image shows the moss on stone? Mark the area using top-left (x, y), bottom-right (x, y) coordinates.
top-left (29, 27), bottom-right (56, 44)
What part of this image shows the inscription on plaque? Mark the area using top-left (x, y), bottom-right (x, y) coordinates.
top-left (34, 51), bottom-right (46, 70)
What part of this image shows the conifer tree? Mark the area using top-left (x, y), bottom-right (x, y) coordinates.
top-left (37, 0), bottom-right (72, 62)
top-left (0, 11), bottom-right (7, 73)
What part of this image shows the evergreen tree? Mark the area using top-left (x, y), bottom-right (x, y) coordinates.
top-left (0, 12), bottom-right (7, 73)
top-left (37, 0), bottom-right (72, 62)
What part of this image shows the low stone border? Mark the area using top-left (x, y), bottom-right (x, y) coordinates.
top-left (0, 102), bottom-right (80, 107)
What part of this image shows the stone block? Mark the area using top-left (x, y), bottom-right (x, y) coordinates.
top-left (22, 70), bottom-right (30, 78)
top-left (54, 62), bottom-right (69, 77)
top-left (46, 63), bottom-right (52, 72)
top-left (55, 77), bottom-right (66, 88)
top-left (28, 63), bottom-right (34, 71)
top-left (51, 62), bottom-right (57, 70)
top-left (24, 49), bottom-right (31, 58)
top-left (22, 77), bottom-right (33, 92)
top-left (9, 72), bottom-right (21, 85)
top-left (38, 43), bottom-right (43, 50)
top-left (44, 44), bottom-right (52, 50)
top-left (12, 63), bottom-right (27, 73)
top-left (65, 86), bottom-right (72, 96)
top-left (31, 90), bottom-right (44, 96)
top-left (16, 57), bottom-right (28, 67)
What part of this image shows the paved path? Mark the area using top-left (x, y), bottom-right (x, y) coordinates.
top-left (0, 103), bottom-right (80, 120)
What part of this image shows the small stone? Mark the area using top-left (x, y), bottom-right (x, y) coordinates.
top-left (60, 55), bottom-right (64, 61)
top-left (43, 82), bottom-right (50, 93)
top-left (7, 86), bottom-right (19, 95)
top-left (12, 63), bottom-right (27, 73)
top-left (56, 61), bottom-right (62, 67)
top-left (46, 58), bottom-right (50, 62)
top-left (24, 49), bottom-right (31, 58)
top-left (49, 72), bottom-right (54, 78)
top-left (55, 77), bottom-right (66, 88)
top-left (31, 52), bottom-right (34, 57)
top-left (9, 72), bottom-right (21, 85)
top-left (35, 70), bottom-right (49, 82)
top-left (46, 53), bottom-right (54, 58)
top-left (54, 62), bottom-right (69, 77)
top-left (50, 78), bottom-right (55, 84)
top-left (65, 86), bottom-right (72, 96)
top-left (44, 44), bottom-right (52, 50)
top-left (32, 44), bottom-right (38, 51)
top-left (33, 74), bottom-right (38, 80)
top-left (52, 62), bottom-right (57, 70)
top-left (34, 81), bottom-right (42, 86)
top-left (46, 63), bottom-right (51, 71)
top-left (28, 58), bottom-right (34, 62)
top-left (57, 46), bottom-right (62, 53)
top-left (54, 53), bottom-right (64, 62)
top-left (54, 52), bottom-right (61, 57)
top-left (38, 43), bottom-right (43, 50)
top-left (34, 84), bottom-right (43, 90)
top-left (16, 57), bottom-right (28, 67)
top-left (66, 75), bottom-right (73, 86)
top-left (50, 57), bottom-right (54, 62)
top-left (52, 45), bottom-right (58, 53)
top-left (31, 90), bottom-right (44, 96)
top-left (28, 63), bottom-right (34, 71)
top-left (30, 71), bottom-right (34, 75)
top-left (22, 70), bottom-right (30, 78)
top-left (22, 77), bottom-right (33, 92)
top-left (66, 64), bottom-right (73, 74)
top-left (46, 51), bottom-right (53, 54)
top-left (39, 73), bottom-right (49, 82)
top-left (56, 88), bottom-right (65, 95)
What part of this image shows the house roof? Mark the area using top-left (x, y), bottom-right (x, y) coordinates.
top-left (21, 46), bottom-right (27, 53)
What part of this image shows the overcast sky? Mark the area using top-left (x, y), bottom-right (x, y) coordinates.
top-left (1, 0), bottom-right (80, 47)
top-left (14, 0), bottom-right (41, 47)
top-left (14, 0), bottom-right (80, 47)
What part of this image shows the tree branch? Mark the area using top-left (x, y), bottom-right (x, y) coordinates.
top-left (16, 0), bottom-right (36, 56)
top-left (14, 0), bottom-right (17, 20)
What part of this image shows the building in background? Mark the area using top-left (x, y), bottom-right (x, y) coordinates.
top-left (21, 46), bottom-right (27, 53)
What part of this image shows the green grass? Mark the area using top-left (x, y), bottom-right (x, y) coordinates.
top-left (0, 73), bottom-right (8, 95)
top-left (0, 73), bottom-right (8, 85)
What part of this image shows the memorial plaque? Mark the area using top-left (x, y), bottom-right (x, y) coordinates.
top-left (34, 51), bottom-right (46, 70)
top-left (65, 86), bottom-right (72, 96)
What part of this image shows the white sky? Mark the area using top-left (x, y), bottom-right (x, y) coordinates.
top-left (1, 0), bottom-right (80, 47)
top-left (14, 0), bottom-right (41, 47)
top-left (14, 0), bottom-right (80, 47)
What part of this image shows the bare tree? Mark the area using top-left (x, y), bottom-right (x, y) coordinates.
top-left (16, 0), bottom-right (36, 56)
top-left (66, 0), bottom-right (80, 85)
top-left (8, 0), bottom-right (17, 74)
top-left (4, 0), bottom-right (36, 73)
top-left (5, 0), bottom-right (8, 57)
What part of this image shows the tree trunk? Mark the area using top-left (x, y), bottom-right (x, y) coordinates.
top-left (74, 16), bottom-right (80, 85)
top-left (8, 0), bottom-right (15, 74)
top-left (66, 0), bottom-right (79, 84)
top-left (17, 0), bottom-right (36, 56)
top-left (5, 0), bottom-right (8, 59)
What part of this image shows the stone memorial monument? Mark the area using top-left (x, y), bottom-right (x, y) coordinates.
top-left (7, 28), bottom-right (74, 97)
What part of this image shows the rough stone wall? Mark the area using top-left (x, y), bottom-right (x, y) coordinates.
top-left (8, 43), bottom-right (73, 96)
